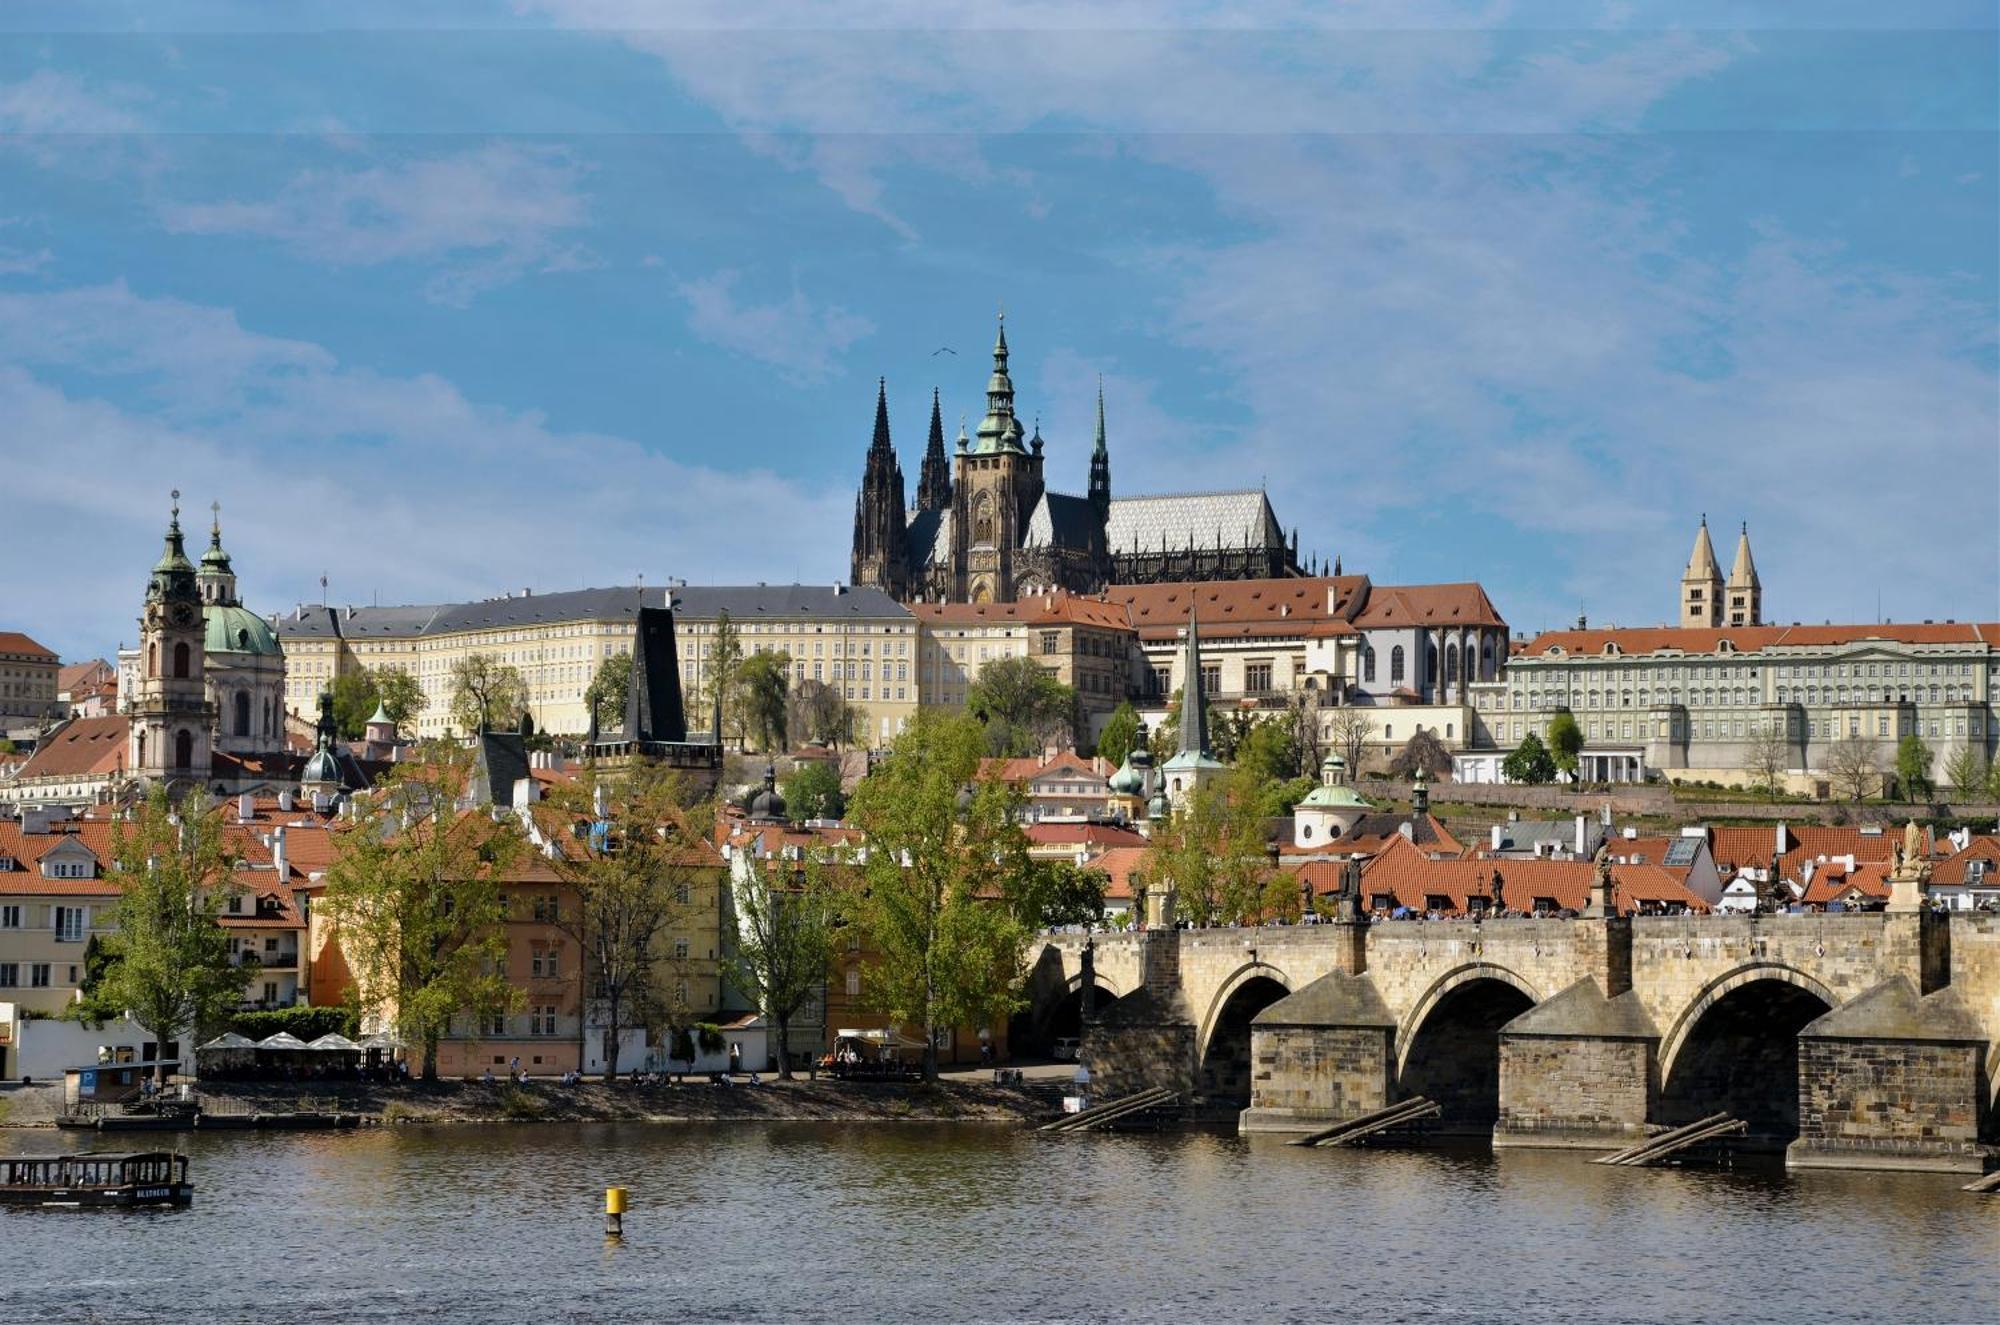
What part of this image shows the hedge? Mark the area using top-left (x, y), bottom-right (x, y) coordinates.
top-left (225, 1006), bottom-right (359, 1042)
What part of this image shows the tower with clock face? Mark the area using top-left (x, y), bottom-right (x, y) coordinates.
top-left (129, 493), bottom-right (215, 791)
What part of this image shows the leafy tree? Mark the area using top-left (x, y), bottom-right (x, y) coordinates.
top-left (702, 611), bottom-right (744, 747)
top-left (1546, 711), bottom-right (1584, 780)
top-left (1137, 769), bottom-right (1273, 927)
top-left (789, 679), bottom-right (864, 750)
top-left (725, 853), bottom-right (841, 1079)
top-left (1501, 732), bottom-right (1558, 785)
top-left (329, 669), bottom-right (381, 740)
top-left (1233, 716), bottom-right (1294, 785)
top-left (845, 712), bottom-right (1035, 1079)
top-left (448, 653), bottom-right (527, 734)
top-left (1015, 860), bottom-right (1109, 930)
top-left (583, 652), bottom-right (632, 730)
top-left (547, 763), bottom-right (709, 1082)
top-left (1324, 707), bottom-right (1377, 778)
top-left (1824, 733), bottom-right (1882, 804)
top-left (1944, 745), bottom-right (1988, 802)
top-left (76, 788), bottom-right (247, 1082)
top-left (967, 655), bottom-right (1077, 756)
top-left (0, 737), bottom-right (18, 755)
top-left (321, 746), bottom-right (522, 1080)
top-left (782, 760), bottom-right (844, 821)
top-left (1281, 689), bottom-right (1328, 781)
top-left (1986, 756), bottom-right (2000, 804)
top-left (1094, 701), bottom-right (1141, 768)
top-left (1743, 722), bottom-right (1792, 800)
top-left (739, 650), bottom-right (792, 752)
top-left (1386, 727), bottom-right (1453, 781)
top-left (1894, 734), bottom-right (1935, 801)
top-left (373, 665), bottom-right (425, 736)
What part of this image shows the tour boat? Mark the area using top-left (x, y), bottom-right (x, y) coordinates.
top-left (0, 1151), bottom-right (192, 1207)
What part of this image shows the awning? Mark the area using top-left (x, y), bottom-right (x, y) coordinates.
top-left (306, 1033), bottom-right (362, 1052)
top-left (198, 1033), bottom-right (258, 1051)
top-left (357, 1032), bottom-right (404, 1051)
top-left (255, 1032), bottom-right (310, 1051)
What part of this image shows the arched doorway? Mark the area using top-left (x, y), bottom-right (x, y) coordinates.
top-left (1399, 976), bottom-right (1536, 1135)
top-left (1197, 973), bottom-right (1290, 1107)
top-left (1660, 976), bottom-right (1832, 1148)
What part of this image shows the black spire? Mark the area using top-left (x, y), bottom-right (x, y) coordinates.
top-left (869, 376), bottom-right (893, 459)
top-left (850, 377), bottom-right (910, 595)
top-left (1088, 375), bottom-right (1111, 524)
top-left (917, 386), bottom-right (952, 511)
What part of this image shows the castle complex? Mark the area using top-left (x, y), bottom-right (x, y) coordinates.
top-left (852, 317), bottom-right (1303, 604)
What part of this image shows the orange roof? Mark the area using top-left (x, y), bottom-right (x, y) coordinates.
top-left (1024, 821), bottom-right (1147, 850)
top-left (1520, 621), bottom-right (2000, 659)
top-left (1350, 582), bottom-right (1506, 630)
top-left (0, 631), bottom-right (56, 659)
top-left (1354, 834), bottom-right (1706, 916)
top-left (10, 715), bottom-right (128, 781)
top-left (976, 752), bottom-right (1103, 785)
top-left (1082, 845), bottom-right (1149, 900)
top-left (913, 593), bottom-right (1134, 631)
top-left (1799, 861), bottom-right (1891, 907)
top-left (57, 660), bottom-right (115, 694)
top-left (1930, 836), bottom-right (2000, 887)
top-left (1107, 576), bottom-right (1368, 641)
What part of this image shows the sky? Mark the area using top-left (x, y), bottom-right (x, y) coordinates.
top-left (0, 1), bottom-right (1994, 663)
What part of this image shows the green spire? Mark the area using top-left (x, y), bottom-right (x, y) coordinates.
top-left (974, 311), bottom-right (1024, 454)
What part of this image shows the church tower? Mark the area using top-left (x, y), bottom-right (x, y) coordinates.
top-left (1679, 514), bottom-right (1723, 628)
top-left (916, 387), bottom-right (952, 512)
top-left (1725, 522), bottom-right (1762, 627)
top-left (950, 315), bottom-right (1038, 603)
top-left (1087, 376), bottom-right (1112, 525)
top-left (850, 378), bottom-right (910, 597)
top-left (130, 492), bottom-right (215, 792)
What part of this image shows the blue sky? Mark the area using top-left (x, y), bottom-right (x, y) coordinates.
top-left (1, 1), bottom-right (1993, 662)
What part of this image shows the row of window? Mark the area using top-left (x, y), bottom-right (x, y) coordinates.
top-left (0, 903), bottom-right (89, 939)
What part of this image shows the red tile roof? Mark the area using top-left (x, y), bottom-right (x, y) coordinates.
top-left (1353, 834), bottom-right (1706, 916)
top-left (0, 631), bottom-right (57, 659)
top-left (913, 593), bottom-right (1134, 631)
top-left (1798, 861), bottom-right (1891, 907)
top-left (9, 715), bottom-right (128, 781)
top-left (1520, 621), bottom-right (2000, 659)
top-left (1082, 845), bottom-right (1149, 900)
top-left (1350, 582), bottom-right (1506, 630)
top-left (1024, 821), bottom-right (1148, 850)
top-left (1931, 836), bottom-right (2000, 887)
top-left (1106, 576), bottom-right (1368, 642)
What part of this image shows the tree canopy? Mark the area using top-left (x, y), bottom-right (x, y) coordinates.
top-left (1094, 701), bottom-right (1141, 768)
top-left (725, 852), bottom-right (841, 1080)
top-left (448, 653), bottom-right (527, 735)
top-left (1137, 768), bottom-right (1283, 927)
top-left (1546, 711), bottom-right (1584, 778)
top-left (738, 650), bottom-right (792, 752)
top-left (1386, 727), bottom-right (1453, 781)
top-left (781, 759), bottom-right (844, 821)
top-left (967, 655), bottom-right (1076, 756)
top-left (1502, 732), bottom-right (1558, 785)
top-left (584, 652), bottom-right (632, 730)
top-left (1894, 734), bottom-right (1935, 801)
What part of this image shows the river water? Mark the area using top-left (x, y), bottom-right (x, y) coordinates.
top-left (1, 1123), bottom-right (1993, 1324)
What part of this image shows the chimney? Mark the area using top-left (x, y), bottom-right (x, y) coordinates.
top-left (513, 777), bottom-right (539, 812)
top-left (1490, 824), bottom-right (1503, 851)
top-left (238, 792), bottom-right (254, 824)
top-left (592, 783), bottom-right (609, 819)
top-left (272, 827), bottom-right (287, 881)
top-left (1574, 814), bottom-right (1586, 856)
top-left (1775, 822), bottom-right (1787, 857)
top-left (278, 790), bottom-right (295, 813)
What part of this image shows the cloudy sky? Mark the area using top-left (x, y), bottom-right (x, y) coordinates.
top-left (1, 1), bottom-right (1993, 662)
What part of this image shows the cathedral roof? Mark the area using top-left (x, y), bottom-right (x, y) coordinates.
top-left (1102, 490), bottom-right (1285, 558)
top-left (1022, 491), bottom-right (1101, 550)
top-left (906, 506), bottom-right (951, 572)
top-left (205, 603), bottom-right (283, 658)
top-left (1350, 582), bottom-right (1507, 630)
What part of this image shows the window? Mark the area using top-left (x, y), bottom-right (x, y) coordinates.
top-left (1246, 662), bottom-right (1273, 693)
top-left (1362, 647), bottom-right (1376, 683)
top-left (484, 1013), bottom-right (507, 1036)
top-left (845, 968), bottom-right (861, 997)
top-left (1040, 631), bottom-right (1059, 655)
top-left (0, 963), bottom-right (14, 987)
top-left (1390, 646), bottom-right (1405, 683)
top-left (0, 905), bottom-right (18, 928)
top-left (531, 1006), bottom-right (558, 1036)
top-left (1200, 665), bottom-right (1220, 695)
top-left (674, 938), bottom-right (690, 959)
top-left (53, 906), bottom-right (85, 943)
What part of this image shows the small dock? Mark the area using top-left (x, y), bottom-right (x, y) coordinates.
top-left (1593, 1114), bottom-right (1746, 1167)
top-left (1038, 1086), bottom-right (1180, 1134)
top-left (1960, 1170), bottom-right (2000, 1195)
top-left (1287, 1097), bottom-right (1441, 1148)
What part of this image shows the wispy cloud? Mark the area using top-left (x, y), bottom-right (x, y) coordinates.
top-left (0, 69), bottom-right (147, 134)
top-left (155, 143), bottom-right (594, 305)
top-left (677, 270), bottom-right (874, 384)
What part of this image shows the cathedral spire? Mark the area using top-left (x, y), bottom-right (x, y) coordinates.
top-left (974, 312), bottom-right (1024, 454)
top-left (1178, 607), bottom-right (1209, 758)
top-left (1088, 374), bottom-right (1111, 522)
top-left (917, 386), bottom-right (952, 511)
top-left (870, 376), bottom-right (893, 458)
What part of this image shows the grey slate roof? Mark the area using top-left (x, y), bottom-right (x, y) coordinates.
top-left (667, 584), bottom-right (911, 621)
top-left (274, 584), bottom-right (907, 641)
top-left (906, 507), bottom-right (950, 571)
top-left (1023, 491), bottom-right (1100, 550)
top-left (1103, 490), bottom-right (1284, 557)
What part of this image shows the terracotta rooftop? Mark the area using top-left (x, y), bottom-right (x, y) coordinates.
top-left (9, 715), bottom-right (128, 781)
top-left (1354, 835), bottom-right (1707, 916)
top-left (0, 632), bottom-right (57, 659)
top-left (913, 594), bottom-right (1134, 631)
top-left (1519, 621), bottom-right (2000, 659)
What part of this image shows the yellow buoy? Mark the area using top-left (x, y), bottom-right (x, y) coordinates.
top-left (605, 1186), bottom-right (628, 1215)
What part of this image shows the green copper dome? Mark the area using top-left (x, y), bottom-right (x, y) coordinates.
top-left (1297, 781), bottom-right (1370, 810)
top-left (205, 603), bottom-right (282, 657)
top-left (1108, 754), bottom-right (1144, 797)
top-left (301, 748), bottom-right (340, 787)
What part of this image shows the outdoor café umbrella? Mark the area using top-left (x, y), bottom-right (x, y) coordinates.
top-left (306, 1033), bottom-right (363, 1052)
top-left (256, 1032), bottom-right (310, 1051)
top-left (198, 1032), bottom-right (257, 1052)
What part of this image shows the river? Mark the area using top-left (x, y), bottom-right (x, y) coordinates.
top-left (2, 1123), bottom-right (1994, 1324)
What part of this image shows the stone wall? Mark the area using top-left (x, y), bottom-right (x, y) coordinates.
top-left (1497, 1035), bottom-right (1653, 1148)
top-left (1080, 1022), bottom-right (1193, 1100)
top-left (1241, 1026), bottom-right (1391, 1133)
top-left (1792, 1037), bottom-right (1987, 1171)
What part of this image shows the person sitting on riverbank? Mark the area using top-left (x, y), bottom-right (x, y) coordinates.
top-left (481, 1068), bottom-right (495, 1085)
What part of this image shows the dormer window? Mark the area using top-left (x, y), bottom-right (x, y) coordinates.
top-left (227, 896), bottom-right (243, 914)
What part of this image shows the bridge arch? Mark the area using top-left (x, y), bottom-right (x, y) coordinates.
top-left (1657, 963), bottom-right (1837, 1145)
top-left (1394, 963), bottom-right (1541, 1134)
top-left (1194, 962), bottom-right (1294, 1107)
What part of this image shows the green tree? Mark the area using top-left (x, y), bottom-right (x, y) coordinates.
top-left (321, 746), bottom-right (523, 1080)
top-left (583, 652), bottom-right (632, 730)
top-left (547, 764), bottom-right (708, 1082)
top-left (703, 611), bottom-right (744, 747)
top-left (967, 655), bottom-right (1077, 756)
top-left (1502, 732), bottom-right (1558, 785)
top-left (725, 853), bottom-right (841, 1080)
top-left (1944, 745), bottom-right (1988, 802)
top-left (788, 678), bottom-right (864, 750)
top-left (1151, 690), bottom-right (1182, 763)
top-left (76, 789), bottom-right (247, 1083)
top-left (782, 760), bottom-right (844, 821)
top-left (1137, 769), bottom-right (1273, 927)
top-left (1014, 859), bottom-right (1108, 930)
top-left (845, 712), bottom-right (1035, 1079)
top-left (448, 653), bottom-right (527, 734)
top-left (1386, 727), bottom-right (1453, 782)
top-left (1094, 701), bottom-right (1141, 768)
top-left (1895, 733), bottom-right (1935, 801)
top-left (739, 650), bottom-right (792, 752)
top-left (373, 665), bottom-right (425, 736)
top-left (1546, 711), bottom-right (1584, 780)
top-left (1233, 716), bottom-right (1298, 786)
top-left (329, 668), bottom-right (380, 740)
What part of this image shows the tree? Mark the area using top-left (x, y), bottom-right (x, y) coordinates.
top-left (725, 853), bottom-right (840, 1080)
top-left (583, 652), bottom-right (632, 730)
top-left (1825, 733), bottom-right (1882, 804)
top-left (967, 655), bottom-right (1077, 756)
top-left (547, 764), bottom-right (709, 1082)
top-left (782, 760), bottom-right (844, 821)
top-left (1546, 711), bottom-right (1584, 781)
top-left (321, 746), bottom-right (522, 1080)
top-left (1324, 707), bottom-right (1377, 778)
top-left (374, 665), bottom-right (425, 736)
top-left (448, 653), bottom-right (527, 734)
top-left (78, 789), bottom-right (247, 1083)
top-left (1281, 689), bottom-right (1327, 780)
top-left (1944, 745), bottom-right (1988, 802)
top-left (845, 712), bottom-right (1035, 1079)
top-left (1743, 722), bottom-right (1791, 800)
top-left (1233, 716), bottom-right (1298, 787)
top-left (1894, 733), bottom-right (1935, 801)
top-left (1387, 727), bottom-right (1453, 782)
top-left (1137, 769), bottom-right (1273, 927)
top-left (1015, 859), bottom-right (1109, 930)
top-left (1094, 701), bottom-right (1141, 768)
top-left (739, 650), bottom-right (792, 752)
top-left (329, 669), bottom-right (380, 740)
top-left (1151, 690), bottom-right (1182, 763)
top-left (703, 611), bottom-right (744, 747)
top-left (789, 679), bottom-right (864, 750)
top-left (1501, 732), bottom-right (1558, 785)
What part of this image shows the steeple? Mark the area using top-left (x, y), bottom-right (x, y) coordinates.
top-left (1177, 607), bottom-right (1209, 758)
top-left (1087, 375), bottom-right (1111, 522)
top-left (148, 491), bottom-right (199, 605)
top-left (974, 313), bottom-right (1024, 454)
top-left (917, 387), bottom-right (952, 511)
top-left (850, 377), bottom-right (910, 596)
top-left (1680, 513), bottom-right (1724, 628)
top-left (197, 500), bottom-right (239, 606)
top-left (869, 376), bottom-right (894, 460)
top-left (1725, 521), bottom-right (1763, 627)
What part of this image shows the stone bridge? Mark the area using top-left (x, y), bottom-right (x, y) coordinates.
top-left (1027, 912), bottom-right (2000, 1172)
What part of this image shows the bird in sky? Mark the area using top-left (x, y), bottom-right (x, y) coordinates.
top-left (931, 346), bottom-right (957, 356)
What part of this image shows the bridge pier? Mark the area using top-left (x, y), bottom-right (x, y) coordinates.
top-left (1494, 978), bottom-right (1658, 1151)
top-left (1240, 972), bottom-right (1395, 1135)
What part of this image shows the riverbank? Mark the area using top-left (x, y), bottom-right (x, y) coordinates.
top-left (0, 1075), bottom-right (1068, 1128)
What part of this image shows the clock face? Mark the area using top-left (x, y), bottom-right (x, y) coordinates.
top-left (171, 604), bottom-right (195, 626)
